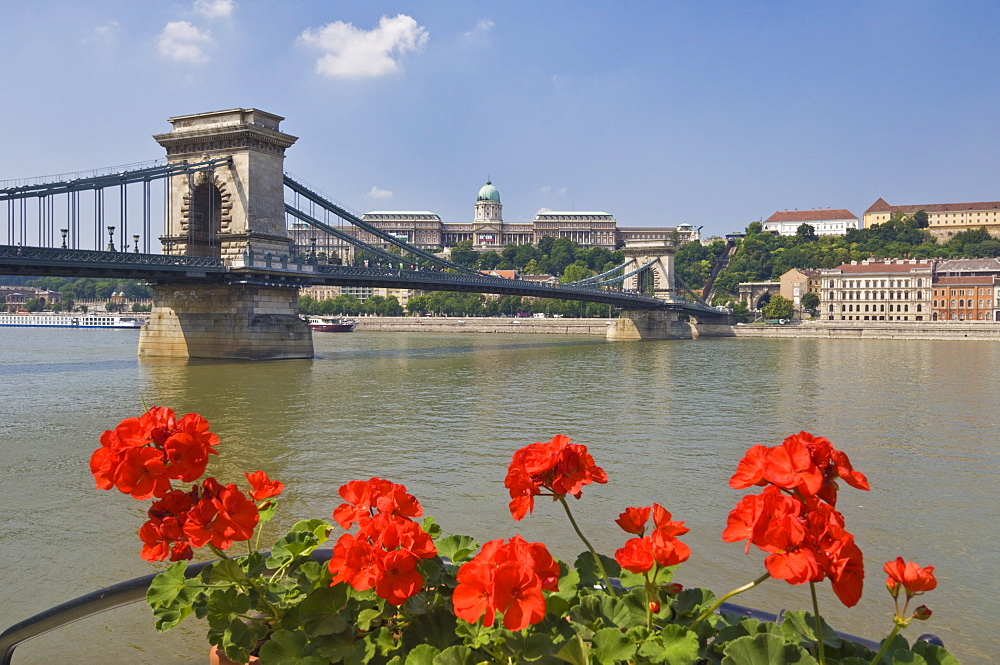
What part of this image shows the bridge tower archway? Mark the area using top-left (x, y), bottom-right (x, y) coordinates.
top-left (608, 239), bottom-right (693, 340)
top-left (154, 108), bottom-right (297, 262)
top-left (140, 109), bottom-right (312, 360)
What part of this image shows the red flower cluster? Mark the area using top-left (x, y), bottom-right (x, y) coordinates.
top-left (728, 431), bottom-right (869, 506)
top-left (139, 474), bottom-right (279, 561)
top-left (328, 478), bottom-right (437, 606)
top-left (614, 503), bottom-right (691, 574)
top-left (722, 432), bottom-right (869, 607)
top-left (504, 435), bottom-right (608, 521)
top-left (90, 406), bottom-right (220, 500)
top-left (453, 535), bottom-right (559, 631)
top-left (884, 557), bottom-right (937, 599)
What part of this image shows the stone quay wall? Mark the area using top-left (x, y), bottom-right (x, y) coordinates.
top-left (354, 317), bottom-right (614, 335)
top-left (354, 317), bottom-right (1000, 341)
top-left (732, 321), bottom-right (1000, 341)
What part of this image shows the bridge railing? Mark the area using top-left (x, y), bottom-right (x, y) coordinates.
top-left (0, 245), bottom-right (225, 269)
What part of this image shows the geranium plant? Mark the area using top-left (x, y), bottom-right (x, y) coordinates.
top-left (91, 408), bottom-right (958, 665)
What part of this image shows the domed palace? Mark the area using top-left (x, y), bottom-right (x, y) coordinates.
top-left (351, 180), bottom-right (698, 253)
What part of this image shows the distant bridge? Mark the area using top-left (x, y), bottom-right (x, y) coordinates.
top-left (1, 108), bottom-right (727, 357)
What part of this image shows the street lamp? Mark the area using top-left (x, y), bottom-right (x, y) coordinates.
top-left (106, 226), bottom-right (116, 252)
top-left (60, 228), bottom-right (68, 249)
top-left (133, 235), bottom-right (140, 253)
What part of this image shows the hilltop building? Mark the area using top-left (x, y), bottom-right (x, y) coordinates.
top-left (357, 181), bottom-right (699, 254)
top-left (763, 209), bottom-right (859, 236)
top-left (864, 198), bottom-right (1000, 242)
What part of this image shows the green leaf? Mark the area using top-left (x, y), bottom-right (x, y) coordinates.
top-left (910, 642), bottom-right (960, 665)
top-left (405, 643), bottom-right (442, 665)
top-left (145, 562), bottom-right (203, 631)
top-left (641, 624), bottom-right (700, 665)
top-left (557, 562), bottom-right (581, 593)
top-left (205, 587), bottom-right (250, 631)
top-left (672, 587), bottom-right (716, 619)
top-left (422, 516), bottom-right (442, 540)
top-left (402, 608), bottom-right (460, 652)
top-left (721, 633), bottom-right (818, 665)
top-left (779, 611), bottom-right (842, 649)
top-left (257, 628), bottom-right (328, 665)
top-left (268, 529), bottom-right (322, 568)
top-left (291, 518), bottom-right (334, 544)
top-left (574, 552), bottom-right (621, 590)
top-left (435, 534), bottom-right (481, 563)
top-left (554, 634), bottom-right (591, 665)
top-left (257, 499), bottom-right (278, 524)
top-left (208, 558), bottom-right (248, 585)
top-left (432, 645), bottom-right (478, 665)
top-left (892, 651), bottom-right (929, 665)
top-left (299, 585), bottom-right (350, 637)
top-left (592, 626), bottom-right (637, 663)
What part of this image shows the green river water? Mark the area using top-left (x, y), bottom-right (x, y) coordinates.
top-left (0, 328), bottom-right (996, 662)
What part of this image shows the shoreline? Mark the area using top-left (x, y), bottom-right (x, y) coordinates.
top-left (352, 316), bottom-right (1000, 341)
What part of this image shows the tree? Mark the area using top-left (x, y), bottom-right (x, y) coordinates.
top-left (762, 294), bottom-right (795, 320)
top-left (560, 262), bottom-right (594, 284)
top-left (800, 291), bottom-right (820, 316)
top-left (796, 224), bottom-right (818, 242)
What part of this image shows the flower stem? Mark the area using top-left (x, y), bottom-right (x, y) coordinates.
top-left (557, 496), bottom-right (616, 598)
top-left (692, 572), bottom-right (770, 627)
top-left (870, 624), bottom-right (902, 665)
top-left (810, 582), bottom-right (826, 665)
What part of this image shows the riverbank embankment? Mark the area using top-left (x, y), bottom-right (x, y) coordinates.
top-left (354, 316), bottom-right (1000, 341)
top-left (733, 320), bottom-right (1000, 340)
top-left (354, 316), bottom-right (613, 335)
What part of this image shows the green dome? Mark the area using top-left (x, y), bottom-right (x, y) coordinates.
top-left (477, 181), bottom-right (500, 202)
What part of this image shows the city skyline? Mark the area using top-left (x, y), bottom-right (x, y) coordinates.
top-left (1, 1), bottom-right (998, 239)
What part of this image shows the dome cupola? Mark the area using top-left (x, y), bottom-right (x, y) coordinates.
top-left (477, 180), bottom-right (500, 202)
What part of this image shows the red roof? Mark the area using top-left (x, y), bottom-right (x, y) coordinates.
top-left (482, 270), bottom-right (517, 279)
top-left (933, 275), bottom-right (999, 286)
top-left (865, 198), bottom-right (1000, 214)
top-left (765, 209), bottom-right (857, 223)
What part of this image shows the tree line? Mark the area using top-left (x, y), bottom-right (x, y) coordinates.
top-left (674, 213), bottom-right (1000, 304)
top-left (1, 276), bottom-right (153, 313)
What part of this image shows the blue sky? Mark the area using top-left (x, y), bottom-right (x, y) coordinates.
top-left (2, 1), bottom-right (998, 238)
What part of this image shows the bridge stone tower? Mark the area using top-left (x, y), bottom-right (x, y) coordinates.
top-left (154, 108), bottom-right (297, 260)
top-left (606, 239), bottom-right (693, 340)
top-left (139, 109), bottom-right (312, 360)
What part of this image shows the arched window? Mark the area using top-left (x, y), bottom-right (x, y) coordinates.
top-left (917, 304), bottom-right (922, 312)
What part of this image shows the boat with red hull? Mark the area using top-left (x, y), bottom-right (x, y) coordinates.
top-left (307, 316), bottom-right (358, 332)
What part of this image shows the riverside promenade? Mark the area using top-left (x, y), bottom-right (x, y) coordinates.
top-left (354, 316), bottom-right (1000, 341)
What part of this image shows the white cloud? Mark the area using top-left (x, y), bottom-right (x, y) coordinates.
top-left (157, 21), bottom-right (212, 63)
top-left (91, 20), bottom-right (120, 45)
top-left (538, 185), bottom-right (552, 194)
top-left (194, 0), bottom-right (235, 19)
top-left (366, 186), bottom-right (393, 200)
top-left (558, 187), bottom-right (569, 195)
top-left (298, 14), bottom-right (429, 79)
top-left (464, 18), bottom-right (494, 39)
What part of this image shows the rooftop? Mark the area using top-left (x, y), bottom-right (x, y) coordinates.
top-left (765, 209), bottom-right (857, 222)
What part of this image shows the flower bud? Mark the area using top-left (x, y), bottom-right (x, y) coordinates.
top-left (649, 601), bottom-right (661, 613)
top-left (913, 605), bottom-right (932, 621)
top-left (667, 583), bottom-right (684, 594)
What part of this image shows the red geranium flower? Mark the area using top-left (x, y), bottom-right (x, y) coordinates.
top-left (884, 557), bottom-right (937, 598)
top-left (454, 536), bottom-right (556, 630)
top-left (615, 506), bottom-right (651, 535)
top-left (615, 537), bottom-right (655, 574)
top-left (504, 435), bottom-right (607, 521)
top-left (245, 471), bottom-right (284, 501)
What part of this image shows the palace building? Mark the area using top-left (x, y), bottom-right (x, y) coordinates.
top-left (359, 181), bottom-right (698, 253)
top-left (864, 198), bottom-right (1000, 242)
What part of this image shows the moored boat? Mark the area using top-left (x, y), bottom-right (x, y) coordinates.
top-left (307, 316), bottom-right (358, 332)
top-left (0, 313), bottom-right (145, 328)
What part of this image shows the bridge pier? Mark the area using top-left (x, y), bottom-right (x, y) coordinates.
top-left (606, 310), bottom-right (693, 340)
top-left (138, 283), bottom-right (313, 360)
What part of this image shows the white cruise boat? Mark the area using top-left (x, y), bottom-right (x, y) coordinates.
top-left (0, 313), bottom-right (145, 329)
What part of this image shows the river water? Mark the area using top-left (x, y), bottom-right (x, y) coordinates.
top-left (0, 328), bottom-right (995, 663)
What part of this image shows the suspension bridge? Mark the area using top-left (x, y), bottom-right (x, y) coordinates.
top-left (0, 108), bottom-right (729, 358)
